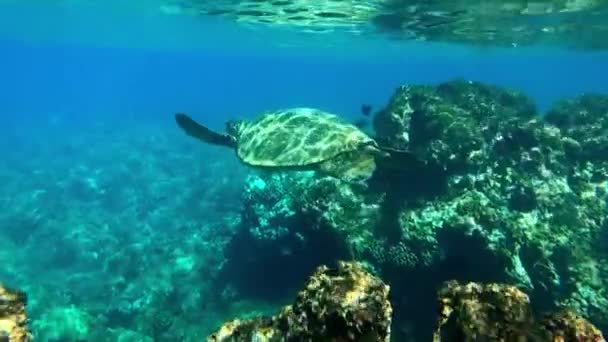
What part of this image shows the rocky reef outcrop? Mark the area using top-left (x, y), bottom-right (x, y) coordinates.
top-left (371, 80), bottom-right (608, 334)
top-left (544, 93), bottom-right (608, 163)
top-left (208, 261), bottom-right (392, 342)
top-left (373, 79), bottom-right (538, 173)
top-left (215, 79), bottom-right (608, 339)
top-left (0, 283), bottom-right (31, 341)
top-left (434, 281), bottom-right (605, 342)
top-left (208, 263), bottom-right (605, 342)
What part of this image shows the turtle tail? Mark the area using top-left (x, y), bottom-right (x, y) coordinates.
top-left (175, 113), bottom-right (236, 148)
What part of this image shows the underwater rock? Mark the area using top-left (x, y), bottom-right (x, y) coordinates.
top-left (433, 281), bottom-right (532, 341)
top-left (215, 172), bottom-right (378, 300)
top-left (207, 260), bottom-right (392, 342)
top-left (368, 79), bottom-right (608, 334)
top-left (544, 93), bottom-right (608, 163)
top-left (540, 309), bottom-right (606, 342)
top-left (373, 78), bottom-right (538, 174)
top-left (433, 280), bottom-right (605, 342)
top-left (0, 283), bottom-right (31, 341)
top-left (220, 79), bottom-right (608, 337)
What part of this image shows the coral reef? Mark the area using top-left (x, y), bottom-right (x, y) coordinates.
top-left (209, 272), bottom-right (605, 342)
top-left (208, 260), bottom-right (392, 342)
top-left (375, 80), bottom-right (608, 325)
top-left (219, 80), bottom-right (608, 339)
top-left (0, 283), bottom-right (31, 341)
top-left (373, 78), bottom-right (538, 173)
top-left (2, 80), bottom-right (607, 341)
top-left (214, 171), bottom-right (378, 301)
top-left (434, 280), bottom-right (605, 342)
top-left (370, 81), bottom-right (608, 334)
top-left (0, 121), bottom-right (248, 340)
top-left (544, 93), bottom-right (608, 163)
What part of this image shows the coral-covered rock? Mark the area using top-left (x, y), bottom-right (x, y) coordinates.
top-left (433, 280), bottom-right (606, 342)
top-left (373, 78), bottom-right (538, 173)
top-left (219, 80), bottom-right (608, 337)
top-left (370, 81), bottom-right (608, 333)
top-left (540, 309), bottom-right (605, 342)
top-left (208, 261), bottom-right (392, 342)
top-left (215, 172), bottom-right (381, 300)
top-left (544, 94), bottom-right (608, 163)
top-left (0, 283), bottom-right (31, 341)
top-left (433, 281), bottom-right (533, 341)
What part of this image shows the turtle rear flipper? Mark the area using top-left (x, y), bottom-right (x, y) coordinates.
top-left (175, 113), bottom-right (236, 148)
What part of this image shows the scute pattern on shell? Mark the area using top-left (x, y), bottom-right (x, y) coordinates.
top-left (235, 107), bottom-right (374, 167)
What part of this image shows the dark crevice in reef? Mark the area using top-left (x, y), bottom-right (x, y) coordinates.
top-left (381, 222), bottom-right (513, 341)
top-left (214, 210), bottom-right (350, 302)
top-left (369, 161), bottom-right (448, 242)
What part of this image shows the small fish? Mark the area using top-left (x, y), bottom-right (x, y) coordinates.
top-left (361, 104), bottom-right (372, 116)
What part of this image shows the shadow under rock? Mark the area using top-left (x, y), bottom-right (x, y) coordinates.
top-left (212, 211), bottom-right (351, 305)
top-left (365, 161), bottom-right (518, 340)
top-left (368, 161), bottom-right (448, 242)
top-left (387, 224), bottom-right (512, 341)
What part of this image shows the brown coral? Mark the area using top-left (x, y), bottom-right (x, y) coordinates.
top-left (539, 309), bottom-right (605, 342)
top-left (208, 261), bottom-right (392, 342)
top-left (433, 280), bottom-right (605, 342)
top-left (0, 283), bottom-right (31, 342)
top-left (433, 281), bottom-right (533, 341)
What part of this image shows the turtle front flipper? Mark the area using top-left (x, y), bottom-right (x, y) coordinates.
top-left (377, 146), bottom-right (427, 170)
top-left (175, 113), bottom-right (236, 148)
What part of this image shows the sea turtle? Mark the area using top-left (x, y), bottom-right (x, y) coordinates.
top-left (174, 107), bottom-right (424, 183)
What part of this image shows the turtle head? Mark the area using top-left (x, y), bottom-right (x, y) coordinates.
top-left (225, 120), bottom-right (245, 139)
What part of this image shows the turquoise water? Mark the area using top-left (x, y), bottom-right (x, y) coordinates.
top-left (1, 1), bottom-right (608, 341)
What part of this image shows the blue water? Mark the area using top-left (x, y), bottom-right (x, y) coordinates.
top-left (5, 39), bottom-right (608, 129)
top-left (2, 1), bottom-right (608, 340)
top-left (2, 1), bottom-right (608, 128)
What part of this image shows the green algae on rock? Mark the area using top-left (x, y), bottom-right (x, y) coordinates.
top-left (207, 261), bottom-right (392, 342)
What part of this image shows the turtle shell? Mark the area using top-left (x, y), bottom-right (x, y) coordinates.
top-left (235, 108), bottom-right (375, 168)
